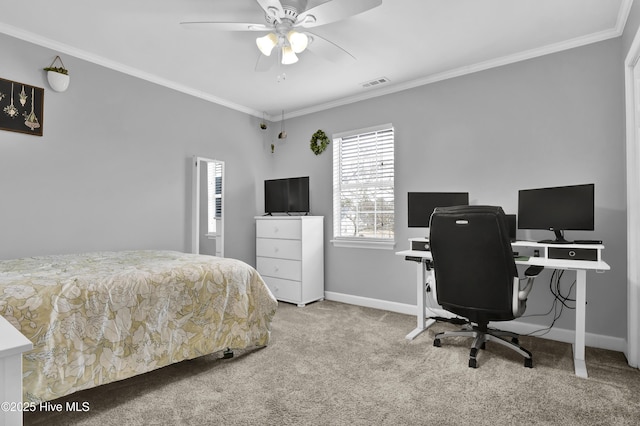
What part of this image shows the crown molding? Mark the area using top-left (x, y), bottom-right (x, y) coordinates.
top-left (281, 0), bottom-right (634, 121)
top-left (2, 0), bottom-right (633, 123)
top-left (0, 22), bottom-right (265, 119)
top-left (617, 0), bottom-right (635, 35)
top-left (286, 32), bottom-right (630, 120)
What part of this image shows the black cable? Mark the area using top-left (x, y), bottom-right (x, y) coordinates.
top-left (522, 270), bottom-right (563, 319)
top-left (548, 269), bottom-right (576, 308)
top-left (521, 268), bottom-right (576, 337)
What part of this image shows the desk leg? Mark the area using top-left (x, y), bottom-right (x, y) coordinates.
top-left (573, 269), bottom-right (588, 378)
top-left (406, 260), bottom-right (435, 340)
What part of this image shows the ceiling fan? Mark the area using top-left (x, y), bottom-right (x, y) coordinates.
top-left (180, 0), bottom-right (382, 70)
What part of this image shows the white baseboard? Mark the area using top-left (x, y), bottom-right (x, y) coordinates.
top-left (324, 291), bottom-right (417, 316)
top-left (324, 291), bottom-right (626, 353)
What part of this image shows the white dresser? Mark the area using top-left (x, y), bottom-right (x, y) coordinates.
top-left (255, 216), bottom-right (324, 306)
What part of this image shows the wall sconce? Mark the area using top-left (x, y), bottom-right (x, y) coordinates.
top-left (43, 56), bottom-right (70, 92)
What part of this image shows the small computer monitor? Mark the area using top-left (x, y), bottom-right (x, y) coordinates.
top-left (505, 214), bottom-right (517, 242)
top-left (517, 183), bottom-right (594, 244)
top-left (407, 192), bottom-right (470, 230)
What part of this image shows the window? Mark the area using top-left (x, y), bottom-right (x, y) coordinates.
top-left (207, 161), bottom-right (223, 234)
top-left (332, 123), bottom-right (395, 249)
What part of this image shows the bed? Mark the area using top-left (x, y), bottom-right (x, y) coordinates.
top-left (0, 250), bottom-right (278, 403)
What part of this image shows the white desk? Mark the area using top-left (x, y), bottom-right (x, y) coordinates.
top-left (396, 240), bottom-right (610, 378)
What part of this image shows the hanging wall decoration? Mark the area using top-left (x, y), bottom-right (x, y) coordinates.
top-left (260, 112), bottom-right (268, 130)
top-left (44, 55), bottom-right (70, 92)
top-left (310, 129), bottom-right (329, 155)
top-left (0, 77), bottom-right (44, 136)
top-left (278, 110), bottom-right (287, 139)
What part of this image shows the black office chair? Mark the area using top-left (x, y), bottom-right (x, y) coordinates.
top-left (429, 205), bottom-right (543, 368)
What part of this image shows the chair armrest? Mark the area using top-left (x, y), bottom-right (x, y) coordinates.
top-left (518, 281), bottom-right (533, 300)
top-left (524, 265), bottom-right (544, 277)
top-left (518, 266), bottom-right (544, 300)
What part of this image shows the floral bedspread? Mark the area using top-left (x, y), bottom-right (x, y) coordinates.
top-left (0, 250), bottom-right (277, 402)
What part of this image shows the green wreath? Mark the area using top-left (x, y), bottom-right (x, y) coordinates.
top-left (310, 129), bottom-right (330, 155)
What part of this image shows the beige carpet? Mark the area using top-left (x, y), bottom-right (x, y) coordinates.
top-left (24, 300), bottom-right (640, 425)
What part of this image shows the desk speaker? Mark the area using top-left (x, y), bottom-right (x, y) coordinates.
top-left (411, 241), bottom-right (430, 251)
top-left (548, 247), bottom-right (598, 261)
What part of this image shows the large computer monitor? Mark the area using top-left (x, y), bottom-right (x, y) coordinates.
top-left (517, 183), bottom-right (594, 244)
top-left (407, 192), bottom-right (470, 233)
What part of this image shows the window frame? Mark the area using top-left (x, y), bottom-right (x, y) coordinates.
top-left (331, 123), bottom-right (396, 250)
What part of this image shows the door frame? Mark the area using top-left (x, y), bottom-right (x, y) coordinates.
top-left (624, 27), bottom-right (640, 368)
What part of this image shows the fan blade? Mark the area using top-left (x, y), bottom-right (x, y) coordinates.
top-left (296, 0), bottom-right (382, 28)
top-left (305, 32), bottom-right (355, 63)
top-left (180, 21), bottom-right (270, 31)
top-left (255, 0), bottom-right (284, 22)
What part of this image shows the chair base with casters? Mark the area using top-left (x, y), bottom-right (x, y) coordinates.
top-left (427, 205), bottom-right (545, 370)
top-left (433, 323), bottom-right (533, 368)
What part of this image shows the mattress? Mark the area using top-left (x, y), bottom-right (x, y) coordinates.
top-left (0, 250), bottom-right (277, 402)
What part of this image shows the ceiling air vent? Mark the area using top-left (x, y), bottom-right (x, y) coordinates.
top-left (361, 77), bottom-right (390, 89)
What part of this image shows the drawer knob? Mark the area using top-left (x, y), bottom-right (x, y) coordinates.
top-left (274, 247), bottom-right (279, 253)
top-left (274, 227), bottom-right (279, 233)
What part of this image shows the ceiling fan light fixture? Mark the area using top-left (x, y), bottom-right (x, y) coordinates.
top-left (287, 30), bottom-right (308, 53)
top-left (256, 33), bottom-right (278, 56)
top-left (281, 46), bottom-right (298, 64)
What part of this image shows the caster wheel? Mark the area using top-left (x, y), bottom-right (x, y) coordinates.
top-left (470, 347), bottom-right (478, 358)
top-left (469, 358), bottom-right (478, 368)
top-left (433, 339), bottom-right (441, 347)
top-left (524, 358), bottom-right (533, 368)
top-left (480, 342), bottom-right (486, 350)
top-left (512, 337), bottom-right (520, 345)
top-left (222, 348), bottom-right (234, 359)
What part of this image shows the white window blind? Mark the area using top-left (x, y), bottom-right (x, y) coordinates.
top-left (207, 162), bottom-right (223, 234)
top-left (333, 124), bottom-right (395, 247)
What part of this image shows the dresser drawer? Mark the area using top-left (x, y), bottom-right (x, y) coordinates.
top-left (256, 238), bottom-right (302, 260)
top-left (256, 219), bottom-right (301, 240)
top-left (256, 257), bottom-right (301, 281)
top-left (262, 276), bottom-right (301, 303)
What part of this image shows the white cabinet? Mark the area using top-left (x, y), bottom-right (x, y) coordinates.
top-left (255, 216), bottom-right (324, 306)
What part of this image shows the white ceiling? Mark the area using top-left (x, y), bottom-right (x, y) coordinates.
top-left (0, 0), bottom-right (632, 120)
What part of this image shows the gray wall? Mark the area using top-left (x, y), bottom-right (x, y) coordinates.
top-left (272, 39), bottom-right (627, 339)
top-left (0, 32), bottom-right (628, 340)
top-left (0, 32), bottom-right (268, 265)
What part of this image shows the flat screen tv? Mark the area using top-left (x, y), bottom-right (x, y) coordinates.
top-left (407, 192), bottom-right (469, 228)
top-left (518, 183), bottom-right (594, 244)
top-left (265, 176), bottom-right (310, 214)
